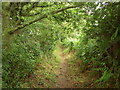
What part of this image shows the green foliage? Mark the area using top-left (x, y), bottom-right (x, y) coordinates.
top-left (2, 2), bottom-right (120, 88)
top-left (63, 2), bottom-right (120, 88)
top-left (2, 34), bottom-right (41, 88)
top-left (96, 70), bottom-right (113, 83)
top-left (111, 27), bottom-right (119, 40)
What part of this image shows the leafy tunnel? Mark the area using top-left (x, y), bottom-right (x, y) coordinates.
top-left (2, 2), bottom-right (120, 88)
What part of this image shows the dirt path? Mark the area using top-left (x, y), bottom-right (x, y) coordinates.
top-left (53, 47), bottom-right (74, 88)
top-left (23, 46), bottom-right (94, 88)
top-left (52, 47), bottom-right (94, 88)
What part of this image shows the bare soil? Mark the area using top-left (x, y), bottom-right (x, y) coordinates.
top-left (53, 47), bottom-right (74, 88)
top-left (52, 47), bottom-right (95, 88)
top-left (23, 46), bottom-right (94, 88)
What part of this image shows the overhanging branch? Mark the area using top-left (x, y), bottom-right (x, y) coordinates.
top-left (8, 5), bottom-right (77, 35)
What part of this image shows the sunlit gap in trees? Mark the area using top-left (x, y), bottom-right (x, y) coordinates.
top-left (65, 31), bottom-right (82, 43)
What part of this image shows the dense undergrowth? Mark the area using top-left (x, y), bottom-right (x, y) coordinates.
top-left (2, 2), bottom-right (120, 88)
top-left (2, 35), bottom-right (39, 87)
top-left (2, 34), bottom-right (60, 88)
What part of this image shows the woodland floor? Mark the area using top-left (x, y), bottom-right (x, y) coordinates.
top-left (52, 47), bottom-right (74, 88)
top-left (24, 46), bottom-right (94, 88)
top-left (52, 47), bottom-right (94, 88)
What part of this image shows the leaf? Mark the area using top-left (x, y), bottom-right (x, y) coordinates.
top-left (111, 27), bottom-right (119, 40)
top-left (96, 70), bottom-right (113, 83)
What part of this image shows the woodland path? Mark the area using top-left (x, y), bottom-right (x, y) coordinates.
top-left (53, 47), bottom-right (74, 88)
top-left (51, 46), bottom-right (94, 88)
top-left (26, 46), bottom-right (93, 88)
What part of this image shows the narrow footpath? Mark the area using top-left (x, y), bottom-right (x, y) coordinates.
top-left (53, 47), bottom-right (74, 88)
top-left (52, 46), bottom-right (94, 88)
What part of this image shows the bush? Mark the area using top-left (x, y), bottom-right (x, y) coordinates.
top-left (2, 34), bottom-right (41, 88)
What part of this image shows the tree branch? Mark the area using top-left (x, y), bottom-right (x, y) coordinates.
top-left (20, 4), bottom-right (55, 17)
top-left (8, 16), bottom-right (46, 35)
top-left (20, 12), bottom-right (41, 17)
top-left (36, 4), bottom-right (54, 8)
top-left (51, 6), bottom-right (77, 14)
top-left (8, 5), bottom-right (77, 35)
